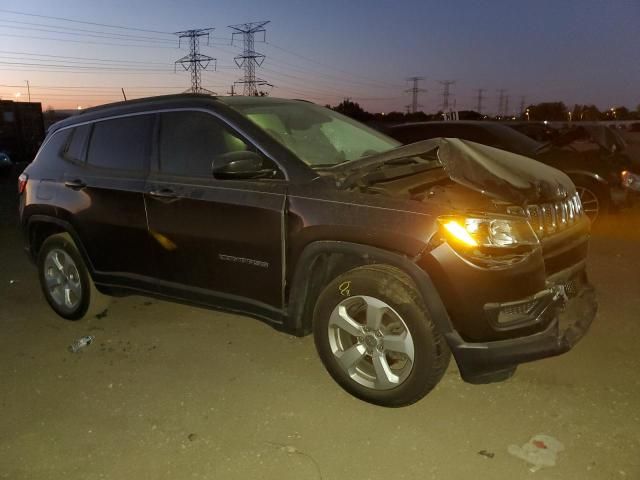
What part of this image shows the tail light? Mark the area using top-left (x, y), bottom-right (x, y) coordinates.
top-left (18, 173), bottom-right (28, 194)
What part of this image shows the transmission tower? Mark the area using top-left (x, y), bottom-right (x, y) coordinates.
top-left (405, 76), bottom-right (425, 114)
top-left (439, 80), bottom-right (455, 111)
top-left (519, 95), bottom-right (526, 116)
top-left (504, 95), bottom-right (510, 117)
top-left (475, 88), bottom-right (485, 114)
top-left (229, 21), bottom-right (272, 96)
top-left (174, 28), bottom-right (217, 94)
top-left (496, 89), bottom-right (507, 117)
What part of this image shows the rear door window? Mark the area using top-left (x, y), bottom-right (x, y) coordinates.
top-left (87, 115), bottom-right (153, 171)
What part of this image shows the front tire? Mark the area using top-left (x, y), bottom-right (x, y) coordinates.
top-left (38, 233), bottom-right (110, 320)
top-left (573, 179), bottom-right (608, 222)
top-left (313, 264), bottom-right (450, 407)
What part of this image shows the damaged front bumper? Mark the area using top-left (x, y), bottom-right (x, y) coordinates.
top-left (445, 264), bottom-right (597, 384)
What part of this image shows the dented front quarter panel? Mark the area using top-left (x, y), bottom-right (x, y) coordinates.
top-left (286, 180), bottom-right (440, 269)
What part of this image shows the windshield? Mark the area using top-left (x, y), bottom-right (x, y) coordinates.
top-left (488, 124), bottom-right (545, 157)
top-left (228, 100), bottom-right (400, 167)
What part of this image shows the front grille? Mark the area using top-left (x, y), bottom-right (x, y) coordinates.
top-left (509, 192), bottom-right (583, 238)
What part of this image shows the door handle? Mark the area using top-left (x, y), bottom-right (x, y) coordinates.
top-left (64, 179), bottom-right (86, 190)
top-left (148, 188), bottom-right (177, 199)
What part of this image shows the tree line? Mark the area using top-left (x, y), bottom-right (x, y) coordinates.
top-left (330, 99), bottom-right (640, 123)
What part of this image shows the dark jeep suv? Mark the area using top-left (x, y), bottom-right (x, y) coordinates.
top-left (18, 95), bottom-right (597, 407)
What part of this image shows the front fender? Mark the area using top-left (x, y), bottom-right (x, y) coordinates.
top-left (286, 240), bottom-right (454, 337)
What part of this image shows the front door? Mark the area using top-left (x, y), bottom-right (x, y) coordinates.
top-left (144, 110), bottom-right (286, 310)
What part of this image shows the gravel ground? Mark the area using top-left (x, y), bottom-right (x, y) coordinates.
top-left (1, 169), bottom-right (639, 479)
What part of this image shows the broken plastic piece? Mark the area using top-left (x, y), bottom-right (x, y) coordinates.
top-left (508, 434), bottom-right (565, 472)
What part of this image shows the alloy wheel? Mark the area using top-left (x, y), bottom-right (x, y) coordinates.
top-left (576, 186), bottom-right (599, 222)
top-left (327, 295), bottom-right (415, 390)
top-left (43, 248), bottom-right (82, 313)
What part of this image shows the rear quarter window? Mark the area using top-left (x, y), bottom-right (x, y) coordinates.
top-left (62, 124), bottom-right (91, 163)
top-left (36, 129), bottom-right (71, 164)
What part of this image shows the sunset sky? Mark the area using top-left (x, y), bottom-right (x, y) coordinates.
top-left (0, 0), bottom-right (638, 113)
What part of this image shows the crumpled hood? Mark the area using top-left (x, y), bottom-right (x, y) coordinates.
top-left (438, 138), bottom-right (575, 204)
top-left (339, 137), bottom-right (575, 205)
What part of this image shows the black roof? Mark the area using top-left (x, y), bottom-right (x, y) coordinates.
top-left (48, 94), bottom-right (311, 133)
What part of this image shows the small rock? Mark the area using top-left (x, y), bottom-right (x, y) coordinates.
top-left (188, 433), bottom-right (198, 442)
top-left (478, 450), bottom-right (495, 459)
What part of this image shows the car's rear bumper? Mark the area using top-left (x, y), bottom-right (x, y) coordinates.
top-left (445, 267), bottom-right (596, 384)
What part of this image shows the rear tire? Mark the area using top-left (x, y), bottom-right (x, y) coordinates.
top-left (313, 264), bottom-right (450, 407)
top-left (38, 233), bottom-right (110, 320)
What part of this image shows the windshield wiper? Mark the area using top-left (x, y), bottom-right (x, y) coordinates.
top-left (338, 158), bottom-right (440, 189)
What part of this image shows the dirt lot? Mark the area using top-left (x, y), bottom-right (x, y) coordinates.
top-left (1, 170), bottom-right (639, 479)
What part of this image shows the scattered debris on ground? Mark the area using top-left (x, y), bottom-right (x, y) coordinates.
top-left (508, 434), bottom-right (565, 472)
top-left (478, 449), bottom-right (495, 459)
top-left (68, 335), bottom-right (95, 353)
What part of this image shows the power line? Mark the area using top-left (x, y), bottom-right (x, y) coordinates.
top-left (0, 32), bottom-right (179, 49)
top-left (256, 54), bottom-right (401, 90)
top-left (229, 21), bottom-right (272, 96)
top-left (0, 66), bottom-right (186, 75)
top-left (0, 55), bottom-right (172, 70)
top-left (174, 29), bottom-right (217, 94)
top-left (264, 41), bottom-right (403, 89)
top-left (261, 44), bottom-right (403, 90)
top-left (0, 50), bottom-right (171, 66)
top-left (0, 19), bottom-right (175, 43)
top-left (0, 84), bottom-right (210, 89)
top-left (0, 60), bottom-right (170, 71)
top-left (0, 8), bottom-right (173, 35)
top-left (405, 76), bottom-right (425, 114)
top-left (260, 66), bottom-right (382, 97)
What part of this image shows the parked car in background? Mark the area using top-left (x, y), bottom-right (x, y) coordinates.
top-left (19, 94), bottom-right (596, 407)
top-left (0, 151), bottom-right (12, 176)
top-left (384, 121), bottom-right (635, 221)
top-left (509, 121), bottom-right (560, 143)
top-left (512, 122), bottom-right (640, 195)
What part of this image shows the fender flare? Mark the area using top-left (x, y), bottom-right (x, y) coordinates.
top-left (286, 240), bottom-right (454, 337)
top-left (26, 215), bottom-right (96, 275)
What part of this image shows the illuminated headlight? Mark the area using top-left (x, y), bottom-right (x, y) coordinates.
top-left (438, 216), bottom-right (540, 249)
top-left (621, 170), bottom-right (640, 192)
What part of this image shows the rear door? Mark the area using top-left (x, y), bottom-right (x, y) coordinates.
top-left (144, 110), bottom-right (286, 309)
top-left (69, 114), bottom-right (154, 287)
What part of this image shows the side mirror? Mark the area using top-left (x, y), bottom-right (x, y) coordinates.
top-left (212, 151), bottom-right (265, 179)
